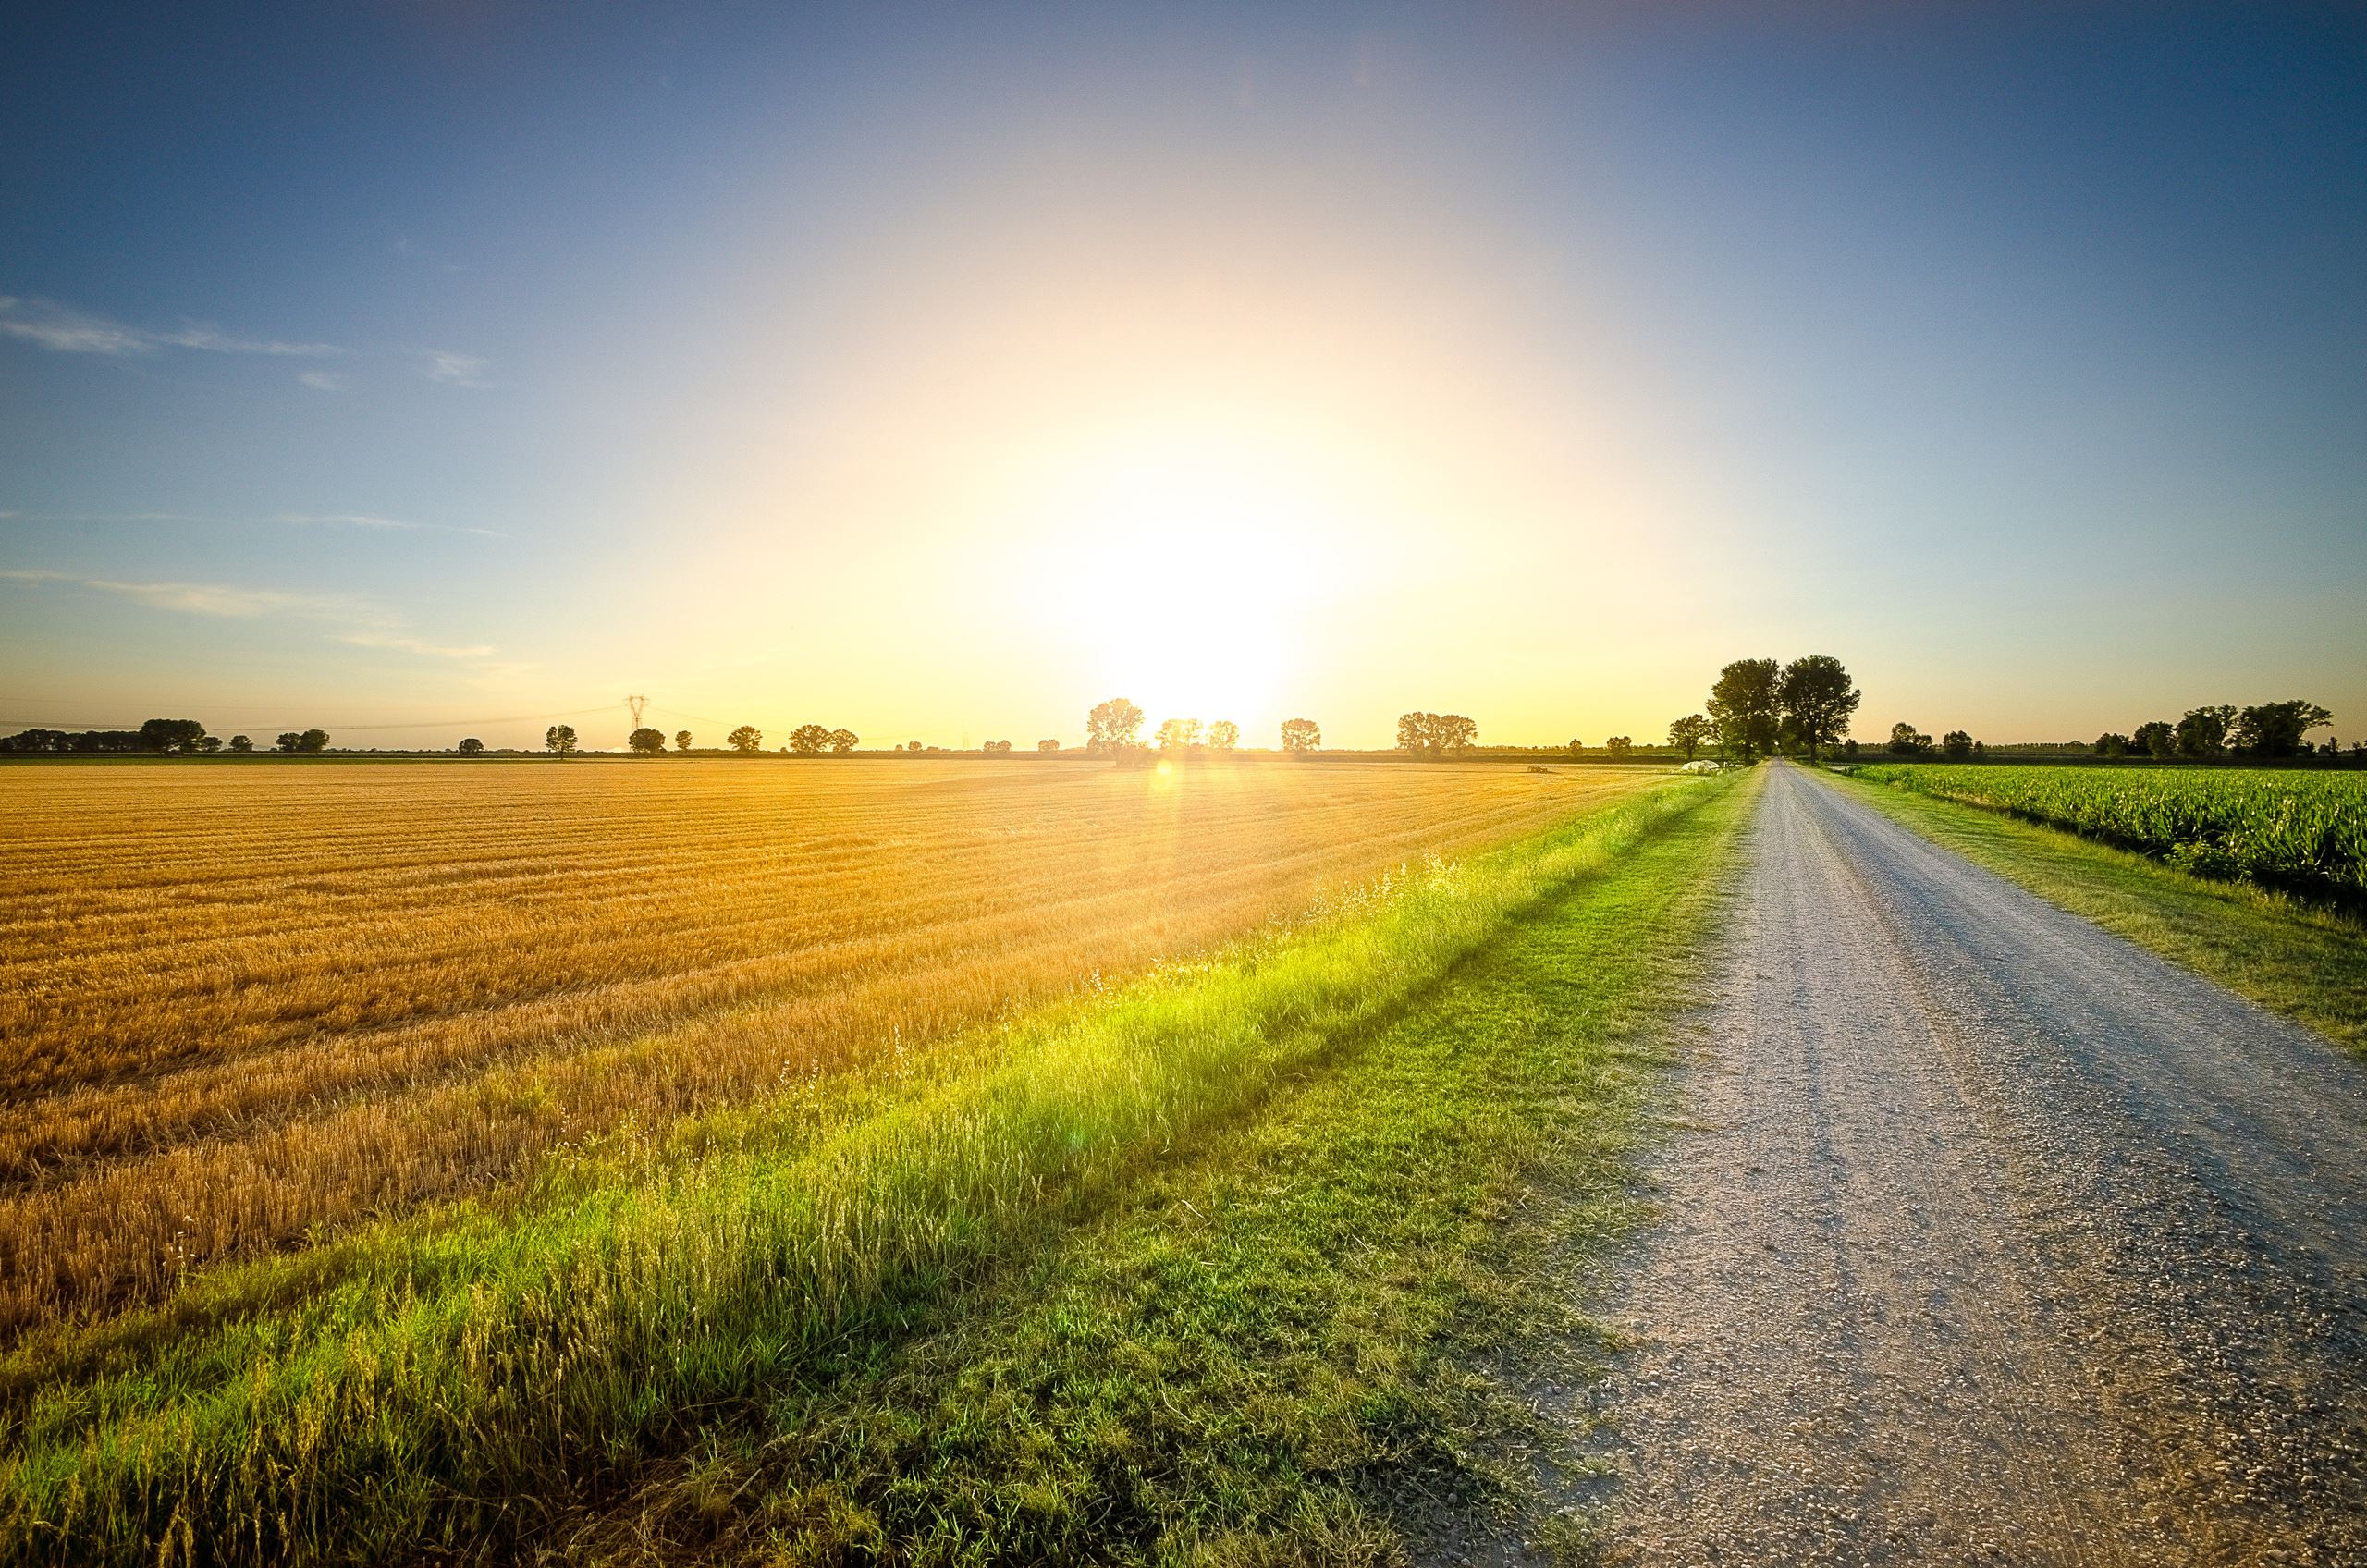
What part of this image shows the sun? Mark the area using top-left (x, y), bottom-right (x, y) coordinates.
top-left (1047, 443), bottom-right (1345, 739)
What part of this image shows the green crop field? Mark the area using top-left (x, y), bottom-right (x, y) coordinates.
top-left (1850, 764), bottom-right (2367, 908)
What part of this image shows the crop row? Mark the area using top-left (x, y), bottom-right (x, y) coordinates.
top-left (0, 758), bottom-right (1644, 1334)
top-left (1852, 764), bottom-right (2367, 905)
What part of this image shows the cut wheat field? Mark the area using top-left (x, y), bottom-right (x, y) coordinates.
top-left (0, 755), bottom-right (1651, 1339)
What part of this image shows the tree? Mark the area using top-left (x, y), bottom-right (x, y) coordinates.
top-left (674, 729), bottom-right (693, 753)
top-left (1086, 698), bottom-right (1145, 756)
top-left (297, 729), bottom-right (330, 753)
top-left (1941, 730), bottom-right (1975, 762)
top-left (1280, 717), bottom-right (1320, 754)
top-left (906, 741), bottom-right (924, 753)
top-left (1887, 722), bottom-right (1932, 757)
top-left (1156, 717), bottom-right (1202, 753)
top-left (1668, 714), bottom-right (1712, 761)
top-left (1398, 712), bottom-right (1478, 758)
top-left (1776, 655), bottom-right (1859, 762)
top-left (1706, 659), bottom-right (1782, 761)
top-left (1567, 738), bottom-right (1585, 758)
top-left (828, 729), bottom-right (859, 754)
top-left (276, 732), bottom-right (303, 753)
top-left (458, 738), bottom-right (485, 755)
top-left (2133, 720), bottom-right (2176, 759)
top-left (194, 734), bottom-right (223, 753)
top-left (628, 727), bottom-right (667, 755)
top-left (726, 725), bottom-right (763, 754)
top-left (1605, 735), bottom-right (1633, 760)
top-left (1037, 739), bottom-right (1061, 753)
top-left (546, 724), bottom-right (578, 756)
top-left (138, 717), bottom-right (208, 753)
top-left (2231, 700), bottom-right (2332, 759)
top-left (984, 739), bottom-right (1013, 753)
top-left (789, 723), bottom-right (833, 755)
top-left (228, 734), bottom-right (254, 753)
top-left (1206, 720), bottom-right (1240, 753)
top-left (2094, 732), bottom-right (2130, 758)
top-left (2175, 705), bottom-right (2237, 760)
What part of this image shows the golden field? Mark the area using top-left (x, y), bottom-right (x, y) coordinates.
top-left (0, 754), bottom-right (1650, 1337)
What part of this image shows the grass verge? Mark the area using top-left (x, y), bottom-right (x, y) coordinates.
top-left (551, 764), bottom-right (1758, 1564)
top-left (2, 774), bottom-right (1745, 1566)
top-left (1829, 770), bottom-right (2367, 1054)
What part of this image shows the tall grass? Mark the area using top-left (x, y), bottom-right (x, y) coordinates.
top-left (1853, 764), bottom-right (2367, 907)
top-left (0, 776), bottom-right (1720, 1566)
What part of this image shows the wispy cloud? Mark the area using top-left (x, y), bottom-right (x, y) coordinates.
top-left (423, 349), bottom-right (490, 386)
top-left (298, 369), bottom-right (350, 392)
top-left (0, 295), bottom-right (338, 358)
top-left (276, 511), bottom-right (507, 539)
top-left (3, 566), bottom-right (523, 674)
top-left (0, 569), bottom-right (369, 619)
top-left (2, 509), bottom-right (504, 538)
top-left (339, 631), bottom-right (499, 660)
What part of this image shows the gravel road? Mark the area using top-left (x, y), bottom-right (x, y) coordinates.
top-left (1594, 762), bottom-right (2367, 1566)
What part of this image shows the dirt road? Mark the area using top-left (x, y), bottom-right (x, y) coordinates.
top-left (1596, 762), bottom-right (2367, 1565)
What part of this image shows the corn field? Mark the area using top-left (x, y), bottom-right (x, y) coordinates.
top-left (1853, 764), bottom-right (2367, 906)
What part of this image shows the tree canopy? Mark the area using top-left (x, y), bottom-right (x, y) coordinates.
top-left (1086, 698), bottom-right (1144, 755)
top-left (545, 725), bottom-right (578, 756)
top-left (1396, 712), bottom-right (1477, 758)
top-left (628, 727), bottom-right (668, 755)
top-left (1776, 655), bottom-right (1860, 761)
top-left (1279, 717), bottom-right (1320, 753)
top-left (1707, 660), bottom-right (1783, 760)
top-left (726, 725), bottom-right (763, 754)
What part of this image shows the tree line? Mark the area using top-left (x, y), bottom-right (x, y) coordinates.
top-left (2092, 701), bottom-right (2337, 762)
top-left (1, 720), bottom-right (329, 754)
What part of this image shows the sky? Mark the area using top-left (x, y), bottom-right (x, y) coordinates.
top-left (3, 1), bottom-right (2362, 751)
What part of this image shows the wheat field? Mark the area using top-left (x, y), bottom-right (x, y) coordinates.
top-left (0, 755), bottom-right (1649, 1336)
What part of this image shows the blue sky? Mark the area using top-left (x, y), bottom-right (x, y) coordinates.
top-left (4, 2), bottom-right (2361, 749)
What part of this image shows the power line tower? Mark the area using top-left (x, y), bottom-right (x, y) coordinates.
top-left (625, 695), bottom-right (648, 739)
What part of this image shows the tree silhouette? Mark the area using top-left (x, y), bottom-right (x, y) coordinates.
top-left (2176, 705), bottom-right (2238, 759)
top-left (628, 727), bottom-right (667, 755)
top-left (674, 729), bottom-right (693, 753)
top-left (1037, 739), bottom-right (1061, 753)
top-left (1668, 714), bottom-right (1711, 761)
top-left (458, 738), bottom-right (485, 755)
top-left (2232, 700), bottom-right (2330, 758)
top-left (1280, 717), bottom-right (1320, 754)
top-left (789, 724), bottom-right (833, 755)
top-left (297, 729), bottom-right (330, 753)
top-left (228, 734), bottom-right (254, 753)
top-left (1156, 717), bottom-right (1202, 753)
top-left (1397, 712), bottom-right (1477, 758)
top-left (1206, 720), bottom-right (1239, 753)
top-left (1086, 698), bottom-right (1145, 755)
top-left (138, 718), bottom-right (208, 753)
top-left (546, 725), bottom-right (578, 756)
top-left (276, 732), bottom-right (302, 753)
top-left (1886, 722), bottom-right (1932, 757)
top-left (983, 739), bottom-right (1013, 753)
top-left (1776, 655), bottom-right (1860, 761)
top-left (1707, 660), bottom-right (1783, 760)
top-left (726, 725), bottom-right (763, 754)
top-left (1606, 735), bottom-right (1633, 759)
top-left (828, 729), bottom-right (859, 754)
top-left (1941, 730), bottom-right (1974, 761)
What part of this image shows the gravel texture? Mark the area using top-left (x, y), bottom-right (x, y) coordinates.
top-left (1592, 761), bottom-right (2367, 1566)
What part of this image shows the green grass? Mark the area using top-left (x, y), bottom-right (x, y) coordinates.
top-left (1, 773), bottom-right (1748, 1566)
top-left (1829, 770), bottom-right (2367, 1055)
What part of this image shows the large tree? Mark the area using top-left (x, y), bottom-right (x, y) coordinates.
top-left (1085, 697), bottom-right (1144, 755)
top-left (1887, 722), bottom-right (1932, 757)
top-left (2133, 720), bottom-right (2176, 758)
top-left (1706, 659), bottom-right (1782, 760)
top-left (1206, 720), bottom-right (1240, 753)
top-left (828, 728), bottom-right (859, 754)
top-left (1156, 717), bottom-right (1202, 753)
top-left (788, 723), bottom-right (834, 755)
top-left (1667, 714), bottom-right (1711, 761)
top-left (1777, 655), bottom-right (1860, 761)
top-left (726, 725), bottom-right (763, 753)
top-left (674, 729), bottom-right (693, 753)
top-left (137, 717), bottom-right (208, 753)
top-left (545, 724), bottom-right (578, 756)
top-left (2175, 705), bottom-right (2237, 759)
top-left (1280, 717), bottom-right (1320, 754)
top-left (2231, 699), bottom-right (2332, 759)
top-left (628, 727), bottom-right (667, 754)
top-left (297, 729), bottom-right (330, 753)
